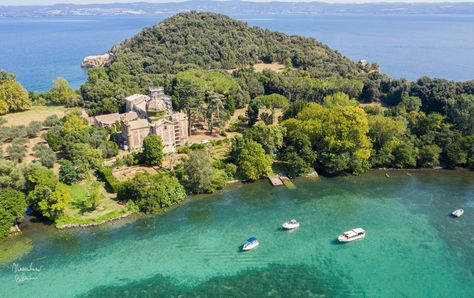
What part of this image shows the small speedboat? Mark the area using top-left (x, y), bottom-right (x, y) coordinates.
top-left (451, 209), bottom-right (464, 217)
top-left (242, 237), bottom-right (259, 251)
top-left (338, 228), bottom-right (366, 243)
top-left (282, 219), bottom-right (300, 230)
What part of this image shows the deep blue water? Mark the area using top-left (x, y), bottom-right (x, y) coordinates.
top-left (1, 13), bottom-right (473, 91)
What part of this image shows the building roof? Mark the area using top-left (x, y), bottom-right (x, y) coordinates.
top-left (122, 112), bottom-right (138, 122)
top-left (146, 98), bottom-right (167, 113)
top-left (127, 119), bottom-right (150, 130)
top-left (94, 113), bottom-right (121, 125)
top-left (125, 94), bottom-right (149, 103)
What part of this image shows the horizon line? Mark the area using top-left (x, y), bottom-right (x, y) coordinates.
top-left (2, 0), bottom-right (474, 8)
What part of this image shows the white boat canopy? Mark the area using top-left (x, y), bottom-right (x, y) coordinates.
top-left (353, 228), bottom-right (365, 234)
top-left (344, 231), bottom-right (358, 237)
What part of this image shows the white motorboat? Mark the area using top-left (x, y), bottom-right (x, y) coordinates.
top-left (338, 228), bottom-right (366, 243)
top-left (282, 219), bottom-right (300, 230)
top-left (451, 209), bottom-right (464, 217)
top-left (242, 237), bottom-right (259, 251)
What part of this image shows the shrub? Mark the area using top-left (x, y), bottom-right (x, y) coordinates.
top-left (97, 166), bottom-right (121, 193)
top-left (26, 121), bottom-right (42, 138)
top-left (33, 143), bottom-right (56, 168)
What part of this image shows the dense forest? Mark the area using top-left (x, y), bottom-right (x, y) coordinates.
top-left (78, 12), bottom-right (472, 174)
top-left (80, 12), bottom-right (373, 115)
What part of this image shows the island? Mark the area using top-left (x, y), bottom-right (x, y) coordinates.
top-left (0, 12), bottom-right (473, 241)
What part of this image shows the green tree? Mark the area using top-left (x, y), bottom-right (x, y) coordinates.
top-left (181, 150), bottom-right (225, 194)
top-left (36, 183), bottom-right (71, 220)
top-left (48, 77), bottom-right (77, 105)
top-left (443, 140), bottom-right (468, 168)
top-left (282, 103), bottom-right (372, 175)
top-left (44, 127), bottom-right (63, 151)
top-left (253, 94), bottom-right (288, 124)
top-left (0, 188), bottom-right (27, 239)
top-left (246, 103), bottom-right (259, 127)
top-left (119, 173), bottom-right (186, 213)
top-left (80, 182), bottom-right (104, 211)
top-left (282, 151), bottom-right (312, 178)
top-left (63, 143), bottom-right (103, 177)
top-left (142, 135), bottom-right (164, 166)
top-left (173, 78), bottom-right (205, 136)
top-left (205, 91), bottom-right (225, 134)
top-left (0, 77), bottom-right (31, 113)
top-left (7, 138), bottom-right (27, 163)
top-left (236, 140), bottom-right (273, 180)
top-left (418, 144), bottom-right (442, 168)
top-left (26, 165), bottom-right (69, 220)
top-left (368, 115), bottom-right (407, 167)
top-left (243, 123), bottom-right (286, 155)
top-left (322, 92), bottom-right (358, 108)
top-left (445, 94), bottom-right (474, 135)
top-left (33, 144), bottom-right (57, 168)
top-left (61, 115), bottom-right (88, 135)
top-left (26, 121), bottom-right (43, 138)
top-left (0, 100), bottom-right (8, 115)
top-left (58, 159), bottom-right (78, 184)
top-left (0, 160), bottom-right (25, 190)
top-left (392, 139), bottom-right (418, 168)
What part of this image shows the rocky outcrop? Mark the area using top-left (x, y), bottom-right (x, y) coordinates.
top-left (81, 53), bottom-right (113, 68)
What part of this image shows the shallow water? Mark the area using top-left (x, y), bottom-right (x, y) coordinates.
top-left (1, 170), bottom-right (473, 297)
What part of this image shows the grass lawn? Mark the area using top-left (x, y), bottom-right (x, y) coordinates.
top-left (56, 182), bottom-right (133, 227)
top-left (0, 105), bottom-right (70, 126)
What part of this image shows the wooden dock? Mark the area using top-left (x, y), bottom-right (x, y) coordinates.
top-left (268, 176), bottom-right (284, 186)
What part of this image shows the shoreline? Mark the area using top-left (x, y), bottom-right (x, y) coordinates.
top-left (55, 212), bottom-right (135, 230)
top-left (10, 167), bottom-right (468, 233)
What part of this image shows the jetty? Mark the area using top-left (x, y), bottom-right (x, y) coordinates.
top-left (280, 176), bottom-right (296, 189)
top-left (268, 176), bottom-right (284, 186)
top-left (268, 174), bottom-right (296, 189)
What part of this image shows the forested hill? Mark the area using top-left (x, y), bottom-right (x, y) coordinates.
top-left (109, 12), bottom-right (364, 78)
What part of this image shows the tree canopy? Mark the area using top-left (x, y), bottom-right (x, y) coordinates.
top-left (0, 70), bottom-right (31, 115)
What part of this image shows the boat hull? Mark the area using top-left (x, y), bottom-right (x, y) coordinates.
top-left (338, 234), bottom-right (365, 243)
top-left (242, 242), bottom-right (259, 251)
top-left (451, 210), bottom-right (464, 217)
top-left (282, 223), bottom-right (300, 230)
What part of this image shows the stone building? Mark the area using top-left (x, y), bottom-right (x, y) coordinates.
top-left (91, 87), bottom-right (188, 153)
top-left (122, 87), bottom-right (188, 153)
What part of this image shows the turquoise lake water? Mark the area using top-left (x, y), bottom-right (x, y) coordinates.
top-left (0, 170), bottom-right (473, 297)
top-left (1, 13), bottom-right (474, 91)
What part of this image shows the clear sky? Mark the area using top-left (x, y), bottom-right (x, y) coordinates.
top-left (0, 0), bottom-right (472, 6)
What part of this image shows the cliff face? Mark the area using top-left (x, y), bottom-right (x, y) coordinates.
top-left (81, 53), bottom-right (113, 68)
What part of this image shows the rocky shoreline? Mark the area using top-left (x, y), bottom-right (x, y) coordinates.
top-left (55, 212), bottom-right (135, 230)
top-left (81, 53), bottom-right (113, 68)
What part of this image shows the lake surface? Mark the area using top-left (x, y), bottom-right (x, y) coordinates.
top-left (1, 170), bottom-right (473, 297)
top-left (1, 13), bottom-right (474, 91)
